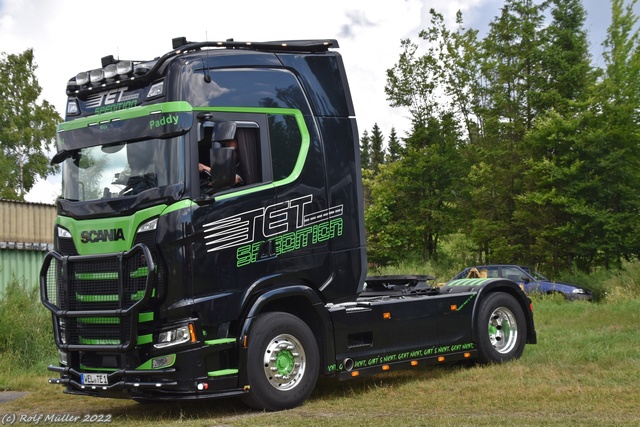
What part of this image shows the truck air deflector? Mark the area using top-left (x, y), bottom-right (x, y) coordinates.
top-left (54, 102), bottom-right (193, 156)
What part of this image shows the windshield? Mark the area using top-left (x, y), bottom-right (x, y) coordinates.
top-left (61, 137), bottom-right (184, 201)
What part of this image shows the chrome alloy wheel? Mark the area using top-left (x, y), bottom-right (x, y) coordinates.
top-left (487, 306), bottom-right (519, 354)
top-left (262, 333), bottom-right (306, 391)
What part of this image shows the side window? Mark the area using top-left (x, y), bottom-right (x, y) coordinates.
top-left (502, 267), bottom-right (524, 282)
top-left (269, 114), bottom-right (302, 181)
top-left (197, 120), bottom-right (264, 190)
top-left (485, 267), bottom-right (500, 278)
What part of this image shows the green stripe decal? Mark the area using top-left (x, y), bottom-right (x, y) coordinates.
top-left (447, 278), bottom-right (493, 287)
top-left (58, 101), bottom-right (193, 131)
top-left (207, 369), bottom-right (238, 377)
top-left (204, 338), bottom-right (236, 346)
top-left (194, 107), bottom-right (310, 200)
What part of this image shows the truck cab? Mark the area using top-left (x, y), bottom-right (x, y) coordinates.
top-left (41, 38), bottom-right (535, 411)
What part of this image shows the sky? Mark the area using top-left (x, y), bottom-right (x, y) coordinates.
top-left (0, 0), bottom-right (631, 204)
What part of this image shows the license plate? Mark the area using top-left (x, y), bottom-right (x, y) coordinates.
top-left (81, 373), bottom-right (108, 385)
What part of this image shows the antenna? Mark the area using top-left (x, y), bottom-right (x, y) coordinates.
top-left (203, 31), bottom-right (211, 83)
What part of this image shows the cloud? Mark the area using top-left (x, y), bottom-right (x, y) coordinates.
top-left (1, 0), bottom-right (633, 204)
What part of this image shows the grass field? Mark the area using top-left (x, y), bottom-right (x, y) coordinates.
top-left (1, 288), bottom-right (639, 426)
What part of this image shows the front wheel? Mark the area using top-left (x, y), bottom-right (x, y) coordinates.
top-left (241, 312), bottom-right (319, 411)
top-left (475, 292), bottom-right (527, 363)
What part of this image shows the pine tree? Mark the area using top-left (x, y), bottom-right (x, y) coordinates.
top-left (386, 127), bottom-right (403, 162)
top-left (359, 130), bottom-right (371, 170)
top-left (369, 123), bottom-right (385, 171)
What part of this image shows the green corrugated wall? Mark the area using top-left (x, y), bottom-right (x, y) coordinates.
top-left (0, 249), bottom-right (48, 294)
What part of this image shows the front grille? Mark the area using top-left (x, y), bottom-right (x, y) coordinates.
top-left (40, 244), bottom-right (155, 352)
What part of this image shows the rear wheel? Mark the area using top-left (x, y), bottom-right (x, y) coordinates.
top-left (475, 292), bottom-right (526, 363)
top-left (241, 312), bottom-right (319, 411)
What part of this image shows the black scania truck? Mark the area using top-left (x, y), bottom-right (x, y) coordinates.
top-left (40, 38), bottom-right (536, 411)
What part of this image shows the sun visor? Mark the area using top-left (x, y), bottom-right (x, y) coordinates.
top-left (55, 103), bottom-right (193, 153)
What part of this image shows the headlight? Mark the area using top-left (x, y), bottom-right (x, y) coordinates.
top-left (572, 288), bottom-right (586, 294)
top-left (154, 324), bottom-right (196, 349)
top-left (89, 68), bottom-right (105, 83)
top-left (103, 64), bottom-right (118, 79)
top-left (137, 218), bottom-right (158, 234)
top-left (57, 227), bottom-right (72, 238)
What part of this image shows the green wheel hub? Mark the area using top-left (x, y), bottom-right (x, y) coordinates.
top-left (262, 333), bottom-right (306, 391)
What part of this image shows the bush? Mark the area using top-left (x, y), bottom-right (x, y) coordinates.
top-left (0, 279), bottom-right (57, 372)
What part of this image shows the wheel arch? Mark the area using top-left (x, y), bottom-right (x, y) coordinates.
top-left (472, 280), bottom-right (537, 345)
top-left (239, 285), bottom-right (335, 377)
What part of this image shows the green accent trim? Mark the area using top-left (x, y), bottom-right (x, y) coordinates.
top-left (78, 317), bottom-right (119, 325)
top-left (75, 272), bottom-right (117, 280)
top-left (58, 102), bottom-right (193, 132)
top-left (77, 312), bottom-right (153, 324)
top-left (76, 293), bottom-right (118, 303)
top-left (78, 334), bottom-right (151, 346)
top-left (137, 334), bottom-right (153, 345)
top-left (138, 312), bottom-right (154, 323)
top-left (74, 266), bottom-right (149, 281)
top-left (162, 199), bottom-right (196, 215)
top-left (79, 337), bottom-right (119, 345)
top-left (207, 369), bottom-right (238, 377)
top-left (447, 278), bottom-right (493, 287)
top-left (193, 107), bottom-right (310, 200)
top-left (136, 354), bottom-right (176, 370)
top-left (75, 289), bottom-right (147, 302)
top-left (204, 338), bottom-right (236, 346)
top-left (80, 365), bottom-right (118, 372)
top-left (58, 204), bottom-right (166, 255)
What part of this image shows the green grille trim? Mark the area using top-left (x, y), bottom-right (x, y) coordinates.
top-left (79, 365), bottom-right (118, 372)
top-left (76, 312), bottom-right (153, 325)
top-left (75, 289), bottom-right (155, 303)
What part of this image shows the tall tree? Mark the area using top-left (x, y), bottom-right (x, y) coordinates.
top-left (369, 123), bottom-right (385, 171)
top-left (359, 130), bottom-right (371, 170)
top-left (366, 113), bottom-right (467, 263)
top-left (515, 0), bottom-right (597, 272)
top-left (0, 49), bottom-right (60, 199)
top-left (385, 127), bottom-right (403, 162)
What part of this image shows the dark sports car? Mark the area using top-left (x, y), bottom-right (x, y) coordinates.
top-left (451, 265), bottom-right (593, 301)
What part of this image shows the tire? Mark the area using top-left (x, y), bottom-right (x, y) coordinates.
top-left (241, 312), bottom-right (319, 411)
top-left (475, 292), bottom-right (526, 364)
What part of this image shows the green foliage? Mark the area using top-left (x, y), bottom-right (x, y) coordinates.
top-left (0, 49), bottom-right (61, 200)
top-left (0, 280), bottom-right (56, 383)
top-left (371, 0), bottom-right (640, 274)
top-left (365, 115), bottom-right (468, 264)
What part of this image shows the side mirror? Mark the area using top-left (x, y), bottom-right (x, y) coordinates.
top-left (520, 276), bottom-right (531, 284)
top-left (208, 146), bottom-right (236, 191)
top-left (212, 121), bottom-right (237, 143)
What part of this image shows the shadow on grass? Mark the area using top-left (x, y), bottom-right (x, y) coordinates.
top-left (9, 363), bottom-right (469, 424)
